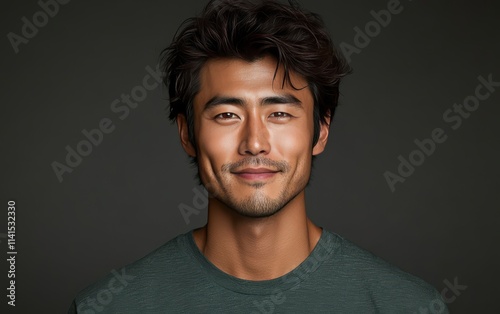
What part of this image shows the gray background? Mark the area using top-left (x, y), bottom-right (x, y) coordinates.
top-left (1, 0), bottom-right (499, 313)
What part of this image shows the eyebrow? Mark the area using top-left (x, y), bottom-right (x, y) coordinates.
top-left (202, 94), bottom-right (303, 111)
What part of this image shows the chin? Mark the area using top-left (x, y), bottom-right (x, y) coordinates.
top-left (226, 194), bottom-right (293, 219)
top-left (232, 206), bottom-right (284, 219)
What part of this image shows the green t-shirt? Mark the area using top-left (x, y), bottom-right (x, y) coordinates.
top-left (68, 228), bottom-right (448, 313)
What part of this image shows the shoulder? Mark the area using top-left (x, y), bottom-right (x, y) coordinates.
top-left (70, 231), bottom-right (192, 313)
top-left (336, 233), bottom-right (430, 288)
top-left (323, 231), bottom-right (448, 312)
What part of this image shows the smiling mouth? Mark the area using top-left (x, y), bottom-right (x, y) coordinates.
top-left (232, 168), bottom-right (280, 180)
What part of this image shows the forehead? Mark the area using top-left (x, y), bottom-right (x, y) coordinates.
top-left (193, 56), bottom-right (313, 108)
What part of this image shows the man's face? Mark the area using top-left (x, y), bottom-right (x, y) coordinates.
top-left (178, 55), bottom-right (329, 218)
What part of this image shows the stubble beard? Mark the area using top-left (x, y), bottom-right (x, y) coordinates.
top-left (225, 184), bottom-right (290, 218)
top-left (206, 175), bottom-right (308, 219)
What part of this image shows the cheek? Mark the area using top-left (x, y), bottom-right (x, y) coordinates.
top-left (272, 123), bottom-right (313, 160)
top-left (197, 124), bottom-right (237, 169)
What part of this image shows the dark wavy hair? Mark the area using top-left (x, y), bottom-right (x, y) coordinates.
top-left (161, 0), bottom-right (351, 182)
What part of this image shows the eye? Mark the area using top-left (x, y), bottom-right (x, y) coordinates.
top-left (270, 112), bottom-right (292, 120)
top-left (214, 112), bottom-right (239, 120)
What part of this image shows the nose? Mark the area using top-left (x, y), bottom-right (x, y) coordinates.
top-left (238, 114), bottom-right (271, 156)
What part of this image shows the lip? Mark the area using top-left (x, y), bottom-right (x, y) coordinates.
top-left (232, 168), bottom-right (279, 180)
top-left (233, 168), bottom-right (279, 174)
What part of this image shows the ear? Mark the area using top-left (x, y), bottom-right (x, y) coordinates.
top-left (312, 114), bottom-right (330, 156)
top-left (176, 114), bottom-right (197, 157)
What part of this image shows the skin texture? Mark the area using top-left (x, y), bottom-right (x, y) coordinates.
top-left (177, 55), bottom-right (330, 280)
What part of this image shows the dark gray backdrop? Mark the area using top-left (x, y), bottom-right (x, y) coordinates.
top-left (1, 0), bottom-right (499, 313)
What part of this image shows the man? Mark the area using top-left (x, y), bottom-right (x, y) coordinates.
top-left (69, 0), bottom-right (448, 313)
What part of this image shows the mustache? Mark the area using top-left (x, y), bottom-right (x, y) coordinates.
top-left (222, 156), bottom-right (290, 173)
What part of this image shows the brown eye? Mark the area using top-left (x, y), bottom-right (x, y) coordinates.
top-left (270, 112), bottom-right (291, 119)
top-left (215, 112), bottom-right (237, 120)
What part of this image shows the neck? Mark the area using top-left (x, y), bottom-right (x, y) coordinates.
top-left (192, 191), bottom-right (322, 280)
